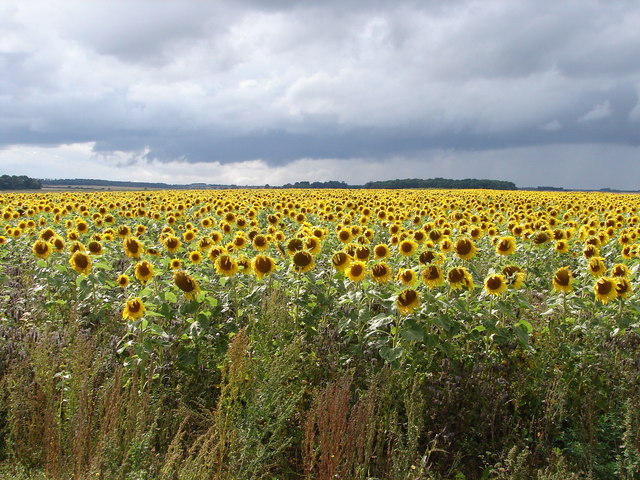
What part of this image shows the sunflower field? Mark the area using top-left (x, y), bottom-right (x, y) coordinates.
top-left (1, 188), bottom-right (639, 479)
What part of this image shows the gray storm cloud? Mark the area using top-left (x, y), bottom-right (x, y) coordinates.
top-left (1, 0), bottom-right (639, 188)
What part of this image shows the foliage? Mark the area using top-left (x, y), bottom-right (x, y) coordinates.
top-left (0, 175), bottom-right (41, 190)
top-left (0, 188), bottom-right (639, 478)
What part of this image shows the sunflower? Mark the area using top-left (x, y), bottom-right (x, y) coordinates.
top-left (88, 240), bottom-right (103, 255)
top-left (252, 234), bottom-right (269, 251)
top-left (237, 255), bottom-right (252, 274)
top-left (189, 250), bottom-right (203, 264)
top-left (495, 236), bottom-right (516, 256)
top-left (440, 238), bottom-right (454, 253)
top-left (69, 251), bottom-right (92, 275)
top-left (552, 267), bottom-right (574, 293)
top-left (621, 245), bottom-right (636, 260)
top-left (533, 231), bottom-right (550, 246)
top-left (502, 265), bottom-right (526, 290)
top-left (396, 289), bottom-right (420, 315)
top-left (32, 239), bottom-right (52, 259)
top-left (208, 246), bottom-right (227, 261)
top-left (593, 277), bottom-right (617, 304)
top-left (370, 262), bottom-right (392, 284)
top-left (587, 257), bottom-right (606, 277)
top-left (232, 234), bottom-right (247, 250)
top-left (398, 239), bottom-right (418, 256)
top-left (421, 265), bottom-right (445, 288)
top-left (611, 263), bottom-right (629, 278)
top-left (122, 237), bottom-right (143, 258)
top-left (286, 237), bottom-right (305, 256)
top-left (122, 297), bottom-right (145, 321)
top-left (39, 228), bottom-right (56, 241)
top-left (418, 249), bottom-right (443, 265)
top-left (582, 244), bottom-right (599, 259)
top-left (332, 251), bottom-right (352, 272)
top-left (337, 229), bottom-right (353, 244)
top-left (252, 255), bottom-right (277, 279)
top-left (447, 267), bottom-right (474, 290)
top-left (305, 237), bottom-right (322, 255)
top-left (76, 220), bottom-right (89, 234)
top-left (198, 237), bottom-right (213, 251)
top-left (170, 258), bottom-right (182, 270)
top-left (454, 237), bottom-right (477, 260)
top-left (215, 255), bottom-right (238, 277)
top-left (354, 245), bottom-right (370, 261)
top-left (51, 236), bottom-right (65, 252)
top-left (183, 230), bottom-right (197, 243)
top-left (615, 277), bottom-right (633, 299)
top-left (174, 271), bottom-right (200, 300)
top-left (373, 244), bottom-right (390, 260)
top-left (116, 274), bottom-right (130, 288)
top-left (345, 261), bottom-right (367, 282)
top-left (134, 260), bottom-right (155, 284)
top-left (163, 235), bottom-right (182, 253)
top-left (117, 225), bottom-right (131, 238)
top-left (0, 235), bottom-right (6, 245)
top-left (292, 251), bottom-right (315, 273)
top-left (484, 274), bottom-right (507, 296)
top-left (554, 240), bottom-right (570, 254)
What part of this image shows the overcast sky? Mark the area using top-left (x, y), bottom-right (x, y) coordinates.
top-left (1, 0), bottom-right (640, 189)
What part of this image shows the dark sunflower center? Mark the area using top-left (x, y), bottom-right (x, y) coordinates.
top-left (372, 264), bottom-right (388, 277)
top-left (425, 266), bottom-right (440, 280)
top-left (255, 257), bottom-right (273, 274)
top-left (596, 279), bottom-right (613, 295)
top-left (498, 240), bottom-right (511, 251)
top-left (175, 272), bottom-right (196, 293)
top-left (350, 264), bottom-right (364, 277)
top-left (74, 255), bottom-right (89, 269)
top-left (448, 268), bottom-right (465, 283)
top-left (219, 256), bottom-right (234, 271)
top-left (398, 290), bottom-right (417, 307)
top-left (137, 264), bottom-right (150, 276)
top-left (128, 301), bottom-right (142, 313)
top-left (332, 253), bottom-right (348, 267)
top-left (554, 270), bottom-right (570, 286)
top-left (288, 238), bottom-right (304, 252)
top-left (419, 251), bottom-right (436, 264)
top-left (456, 240), bottom-right (472, 255)
top-left (293, 251), bottom-right (312, 267)
top-left (486, 276), bottom-right (503, 290)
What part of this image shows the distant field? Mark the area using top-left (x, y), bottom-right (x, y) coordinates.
top-left (1, 188), bottom-right (639, 479)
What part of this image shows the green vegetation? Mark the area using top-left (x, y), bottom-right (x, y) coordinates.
top-left (0, 188), bottom-right (639, 479)
top-left (0, 175), bottom-right (41, 190)
top-left (363, 177), bottom-right (517, 190)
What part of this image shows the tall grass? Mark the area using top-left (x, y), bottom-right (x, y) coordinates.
top-left (1, 273), bottom-right (640, 479)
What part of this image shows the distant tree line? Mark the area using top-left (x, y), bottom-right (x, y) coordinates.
top-left (0, 175), bottom-right (42, 190)
top-left (280, 180), bottom-right (350, 189)
top-left (363, 177), bottom-right (517, 190)
top-left (42, 178), bottom-right (174, 189)
top-left (281, 178), bottom-right (516, 190)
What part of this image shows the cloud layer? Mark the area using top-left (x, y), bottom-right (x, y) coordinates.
top-left (1, 0), bottom-right (639, 188)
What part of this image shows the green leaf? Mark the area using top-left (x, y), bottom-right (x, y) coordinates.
top-left (368, 313), bottom-right (393, 329)
top-left (205, 296), bottom-right (218, 307)
top-left (513, 323), bottom-right (533, 350)
top-left (515, 319), bottom-right (533, 333)
top-left (164, 291), bottom-right (177, 303)
top-left (400, 318), bottom-right (425, 342)
top-left (36, 259), bottom-right (47, 268)
top-left (379, 346), bottom-right (403, 362)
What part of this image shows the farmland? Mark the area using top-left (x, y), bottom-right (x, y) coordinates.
top-left (0, 188), bottom-right (639, 479)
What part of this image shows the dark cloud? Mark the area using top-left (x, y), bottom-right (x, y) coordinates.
top-left (2, 0), bottom-right (640, 187)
